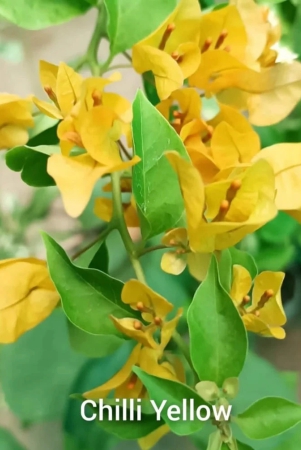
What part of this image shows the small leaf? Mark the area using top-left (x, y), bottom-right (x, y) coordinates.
top-left (132, 90), bottom-right (189, 239)
top-left (188, 256), bottom-right (247, 386)
top-left (6, 145), bottom-right (60, 187)
top-left (134, 367), bottom-right (209, 435)
top-left (142, 72), bottom-right (160, 106)
top-left (42, 233), bottom-right (137, 337)
top-left (104, 0), bottom-right (177, 56)
top-left (234, 397), bottom-right (301, 440)
top-left (0, 0), bottom-right (91, 30)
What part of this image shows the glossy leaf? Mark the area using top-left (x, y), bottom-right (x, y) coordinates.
top-left (134, 367), bottom-right (208, 435)
top-left (67, 321), bottom-right (123, 358)
top-left (236, 441), bottom-right (254, 450)
top-left (75, 238), bottom-right (109, 272)
top-left (0, 0), bottom-right (91, 30)
top-left (235, 397), bottom-right (301, 440)
top-left (132, 90), bottom-right (189, 239)
top-left (0, 428), bottom-right (26, 450)
top-left (229, 248), bottom-right (258, 279)
top-left (0, 310), bottom-right (85, 422)
top-left (104, 0), bottom-right (177, 56)
top-left (6, 145), bottom-right (59, 187)
top-left (42, 233), bottom-right (137, 337)
top-left (188, 256), bottom-right (247, 386)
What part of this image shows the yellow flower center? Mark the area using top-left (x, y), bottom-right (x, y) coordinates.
top-left (159, 23), bottom-right (176, 51)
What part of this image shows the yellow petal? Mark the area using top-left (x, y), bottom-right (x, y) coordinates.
top-left (230, 0), bottom-right (269, 63)
top-left (102, 92), bottom-right (132, 123)
top-left (174, 42), bottom-right (201, 79)
top-left (165, 151), bottom-right (205, 251)
top-left (0, 95), bottom-right (33, 127)
top-left (80, 106), bottom-right (122, 166)
top-left (161, 251), bottom-right (187, 275)
top-left (230, 265), bottom-right (252, 306)
top-left (251, 271), bottom-right (286, 326)
top-left (139, 347), bottom-right (176, 380)
top-left (211, 121), bottom-right (260, 169)
top-left (39, 60), bottom-right (58, 93)
top-left (0, 258), bottom-right (59, 343)
top-left (32, 97), bottom-right (63, 120)
top-left (79, 72), bottom-right (122, 111)
top-left (0, 125), bottom-right (29, 150)
top-left (243, 314), bottom-right (286, 339)
top-left (110, 317), bottom-right (157, 348)
top-left (162, 228), bottom-right (188, 247)
top-left (56, 62), bottom-right (83, 116)
top-left (187, 252), bottom-right (212, 281)
top-left (121, 280), bottom-right (173, 321)
top-left (253, 143), bottom-right (301, 211)
top-left (199, 5), bottom-right (248, 61)
top-left (84, 344), bottom-right (142, 399)
top-left (47, 154), bottom-right (107, 218)
top-left (132, 45), bottom-right (183, 100)
top-left (94, 198), bottom-right (113, 222)
top-left (138, 425), bottom-right (170, 450)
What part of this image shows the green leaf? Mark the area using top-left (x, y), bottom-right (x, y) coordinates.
top-left (234, 397), bottom-right (301, 440)
top-left (188, 256), bottom-right (247, 386)
top-left (67, 321), bottom-right (123, 358)
top-left (6, 145), bottom-right (59, 187)
top-left (132, 90), bottom-right (189, 239)
top-left (142, 72), bottom-right (160, 106)
top-left (27, 114), bottom-right (59, 145)
top-left (0, 0), bottom-right (91, 30)
top-left (217, 249), bottom-right (232, 292)
top-left (64, 342), bottom-right (135, 449)
top-left (42, 233), bottom-right (137, 337)
top-left (74, 238), bottom-right (109, 272)
top-left (134, 367), bottom-right (209, 435)
top-left (229, 247), bottom-right (258, 279)
top-left (0, 310), bottom-right (85, 422)
top-left (0, 428), bottom-right (26, 450)
top-left (104, 0), bottom-right (177, 56)
top-left (236, 441), bottom-right (254, 450)
top-left (256, 212), bottom-right (298, 244)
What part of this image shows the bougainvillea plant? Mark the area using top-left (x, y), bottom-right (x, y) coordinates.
top-left (2, 0), bottom-right (301, 449)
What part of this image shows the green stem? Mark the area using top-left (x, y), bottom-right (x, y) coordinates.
top-left (71, 224), bottom-right (113, 260)
top-left (172, 330), bottom-right (199, 384)
top-left (122, 51), bottom-right (132, 62)
top-left (111, 172), bottom-right (146, 284)
top-left (138, 244), bottom-right (169, 257)
top-left (86, 5), bottom-right (106, 76)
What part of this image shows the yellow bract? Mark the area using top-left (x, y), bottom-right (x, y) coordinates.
top-left (84, 281), bottom-right (183, 408)
top-left (0, 258), bottom-right (59, 343)
top-left (132, 0), bottom-right (202, 99)
top-left (230, 265), bottom-right (286, 339)
top-left (0, 94), bottom-right (34, 150)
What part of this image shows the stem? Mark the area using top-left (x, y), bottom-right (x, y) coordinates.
top-left (107, 64), bottom-right (132, 71)
top-left (172, 330), bottom-right (199, 384)
top-left (122, 51), bottom-right (132, 62)
top-left (139, 245), bottom-right (169, 257)
top-left (71, 224), bottom-right (113, 260)
top-left (86, 6), bottom-right (106, 76)
top-left (111, 172), bottom-right (146, 284)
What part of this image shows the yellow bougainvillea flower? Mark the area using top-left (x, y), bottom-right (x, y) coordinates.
top-left (33, 60), bottom-right (83, 119)
top-left (189, 1), bottom-right (301, 125)
top-left (47, 152), bottom-right (139, 218)
top-left (160, 228), bottom-right (211, 281)
top-left (252, 143), bottom-right (301, 221)
top-left (166, 151), bottom-right (277, 252)
top-left (0, 93), bottom-right (34, 150)
top-left (132, 0), bottom-right (202, 100)
top-left (230, 265), bottom-right (286, 339)
top-left (84, 303), bottom-right (183, 400)
top-left (0, 258), bottom-right (59, 343)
